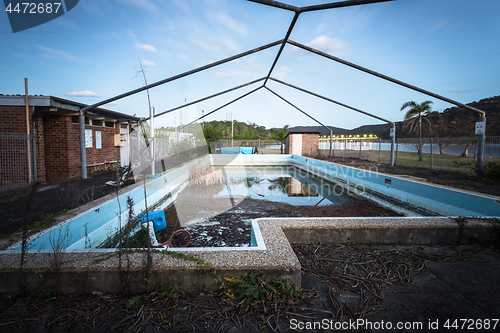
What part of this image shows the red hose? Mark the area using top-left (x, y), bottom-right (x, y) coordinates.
top-left (156, 229), bottom-right (191, 248)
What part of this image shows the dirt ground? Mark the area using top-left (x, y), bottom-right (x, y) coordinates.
top-left (1, 157), bottom-right (499, 332)
top-left (153, 197), bottom-right (401, 248)
top-left (1, 244), bottom-right (498, 332)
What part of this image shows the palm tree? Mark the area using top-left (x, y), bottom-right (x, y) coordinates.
top-left (270, 125), bottom-right (289, 154)
top-left (400, 100), bottom-right (434, 162)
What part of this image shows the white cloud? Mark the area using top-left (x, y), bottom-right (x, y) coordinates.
top-left (190, 37), bottom-right (219, 53)
top-left (66, 90), bottom-right (103, 97)
top-left (142, 60), bottom-right (157, 66)
top-left (223, 36), bottom-right (240, 51)
top-left (134, 42), bottom-right (158, 52)
top-left (310, 68), bottom-right (325, 75)
top-left (429, 20), bottom-right (448, 32)
top-left (213, 12), bottom-right (248, 36)
top-left (177, 54), bottom-right (187, 60)
top-left (306, 35), bottom-right (345, 55)
top-left (34, 44), bottom-right (88, 62)
top-left (273, 66), bottom-right (291, 78)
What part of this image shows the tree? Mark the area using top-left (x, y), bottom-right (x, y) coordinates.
top-left (270, 125), bottom-right (289, 154)
top-left (202, 124), bottom-right (222, 153)
top-left (400, 101), bottom-right (434, 162)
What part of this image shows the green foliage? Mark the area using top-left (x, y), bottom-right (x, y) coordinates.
top-left (270, 125), bottom-right (289, 141)
top-left (455, 160), bottom-right (500, 181)
top-left (125, 295), bottom-right (143, 309)
top-left (202, 124), bottom-right (223, 142)
top-left (225, 273), bottom-right (302, 312)
top-left (453, 160), bottom-right (474, 169)
top-left (122, 229), bottom-right (163, 248)
top-left (161, 281), bottom-right (185, 299)
top-left (483, 161), bottom-right (500, 181)
top-left (32, 214), bottom-right (56, 232)
top-left (37, 286), bottom-right (57, 299)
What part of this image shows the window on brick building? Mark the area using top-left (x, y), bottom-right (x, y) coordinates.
top-left (92, 119), bottom-right (103, 127)
top-left (105, 121), bottom-right (115, 128)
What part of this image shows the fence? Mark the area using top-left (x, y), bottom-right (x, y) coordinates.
top-left (320, 136), bottom-right (500, 174)
top-left (0, 133), bottom-right (36, 189)
top-left (210, 140), bottom-right (284, 154)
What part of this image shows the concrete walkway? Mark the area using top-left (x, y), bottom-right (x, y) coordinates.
top-left (370, 260), bottom-right (500, 332)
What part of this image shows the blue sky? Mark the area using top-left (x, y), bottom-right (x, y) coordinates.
top-left (1, 0), bottom-right (499, 130)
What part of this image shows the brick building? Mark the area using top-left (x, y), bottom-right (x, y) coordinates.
top-left (0, 95), bottom-right (140, 187)
top-left (284, 130), bottom-right (320, 157)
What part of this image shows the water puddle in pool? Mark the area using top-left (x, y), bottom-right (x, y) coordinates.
top-left (136, 166), bottom-right (400, 248)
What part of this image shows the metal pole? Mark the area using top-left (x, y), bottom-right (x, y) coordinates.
top-left (24, 78), bottom-right (32, 183)
top-left (150, 106), bottom-right (155, 176)
top-left (359, 139), bottom-right (362, 158)
top-left (329, 130), bottom-right (333, 158)
top-left (344, 139), bottom-right (346, 159)
top-left (430, 137), bottom-right (433, 170)
top-left (390, 124), bottom-right (396, 166)
top-left (231, 113), bottom-right (234, 148)
top-left (395, 138), bottom-right (399, 165)
top-left (379, 137), bottom-right (382, 163)
top-left (79, 109), bottom-right (87, 179)
top-left (477, 115), bottom-right (486, 177)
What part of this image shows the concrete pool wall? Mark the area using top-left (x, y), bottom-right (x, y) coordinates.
top-left (212, 154), bottom-right (500, 217)
top-left (1, 154), bottom-right (499, 294)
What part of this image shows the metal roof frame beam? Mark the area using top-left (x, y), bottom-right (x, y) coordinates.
top-left (264, 86), bottom-right (334, 157)
top-left (247, 0), bottom-right (393, 13)
top-left (178, 86), bottom-right (264, 131)
top-left (268, 77), bottom-right (396, 164)
top-left (300, 0), bottom-right (394, 13)
top-left (269, 77), bottom-right (393, 124)
top-left (264, 12), bottom-right (299, 85)
top-left (143, 77), bottom-right (266, 122)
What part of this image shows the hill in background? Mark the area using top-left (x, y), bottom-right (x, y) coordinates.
top-left (289, 95), bottom-right (500, 139)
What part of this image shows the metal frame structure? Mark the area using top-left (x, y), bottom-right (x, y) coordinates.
top-left (77, 0), bottom-right (487, 177)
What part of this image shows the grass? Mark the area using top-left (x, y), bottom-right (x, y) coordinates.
top-left (321, 149), bottom-right (497, 175)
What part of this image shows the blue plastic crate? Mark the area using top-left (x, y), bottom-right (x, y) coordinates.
top-left (140, 210), bottom-right (167, 232)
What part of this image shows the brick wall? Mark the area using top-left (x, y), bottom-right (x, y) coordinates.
top-left (43, 116), bottom-right (120, 183)
top-left (43, 115), bottom-right (72, 182)
top-left (69, 122), bottom-right (120, 175)
top-left (0, 105), bottom-right (33, 133)
top-left (284, 133), bottom-right (319, 157)
top-left (0, 105), bottom-right (47, 185)
top-left (1, 105), bottom-right (122, 184)
top-left (301, 133), bottom-right (319, 157)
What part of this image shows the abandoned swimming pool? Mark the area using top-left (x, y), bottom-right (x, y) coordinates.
top-left (4, 154), bottom-right (500, 252)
